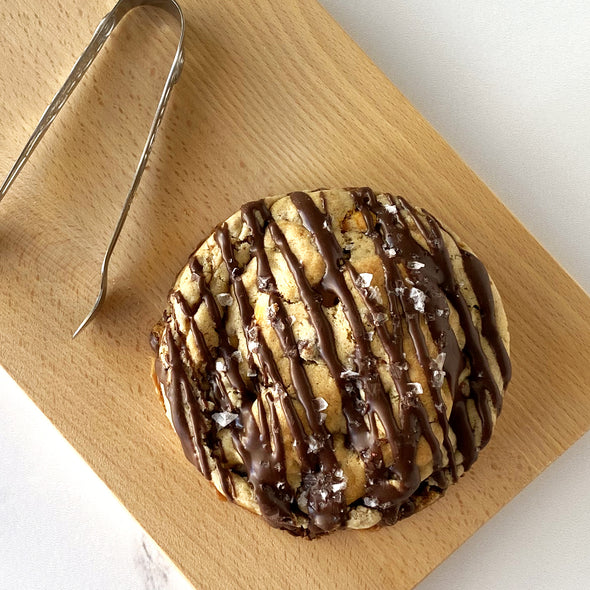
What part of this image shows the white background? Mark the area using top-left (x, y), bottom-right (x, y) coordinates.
top-left (1, 1), bottom-right (589, 588)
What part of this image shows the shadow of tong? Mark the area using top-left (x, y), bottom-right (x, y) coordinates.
top-left (0, 0), bottom-right (185, 338)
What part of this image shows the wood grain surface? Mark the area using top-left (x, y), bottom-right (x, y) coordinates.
top-left (1, 1), bottom-right (589, 588)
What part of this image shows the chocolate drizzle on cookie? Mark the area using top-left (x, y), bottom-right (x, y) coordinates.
top-left (153, 188), bottom-right (511, 537)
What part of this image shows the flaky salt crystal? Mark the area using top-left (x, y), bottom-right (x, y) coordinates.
top-left (409, 287), bottom-right (426, 313)
top-left (308, 436), bottom-right (320, 453)
top-left (394, 361), bottom-right (409, 372)
top-left (266, 302), bottom-right (279, 322)
top-left (367, 331), bottom-right (375, 341)
top-left (363, 496), bottom-right (379, 508)
top-left (374, 312), bottom-right (388, 326)
top-left (407, 382), bottom-right (423, 395)
top-left (385, 204), bottom-right (397, 214)
top-left (431, 352), bottom-right (446, 370)
top-left (332, 480), bottom-right (347, 493)
top-left (358, 272), bottom-right (373, 288)
top-left (215, 359), bottom-right (226, 373)
top-left (434, 402), bottom-right (446, 413)
top-left (431, 369), bottom-right (446, 388)
top-left (340, 369), bottom-right (360, 379)
top-left (212, 411), bottom-right (238, 428)
top-left (216, 292), bottom-right (233, 306)
top-left (407, 261), bottom-right (425, 270)
top-left (313, 397), bottom-right (328, 411)
top-left (231, 349), bottom-right (243, 362)
top-left (367, 286), bottom-right (383, 304)
top-left (318, 412), bottom-right (327, 425)
top-left (383, 244), bottom-right (397, 257)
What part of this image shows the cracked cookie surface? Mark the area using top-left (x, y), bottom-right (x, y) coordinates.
top-left (151, 188), bottom-right (511, 538)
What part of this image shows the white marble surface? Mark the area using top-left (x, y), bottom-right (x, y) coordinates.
top-left (1, 1), bottom-right (589, 588)
top-left (0, 368), bottom-right (193, 590)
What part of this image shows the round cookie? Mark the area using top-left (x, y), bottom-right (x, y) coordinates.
top-left (151, 187), bottom-right (511, 538)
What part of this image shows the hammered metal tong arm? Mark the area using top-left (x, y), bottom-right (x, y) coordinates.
top-left (0, 0), bottom-right (185, 338)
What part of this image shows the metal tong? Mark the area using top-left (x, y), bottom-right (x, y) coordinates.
top-left (0, 0), bottom-right (185, 337)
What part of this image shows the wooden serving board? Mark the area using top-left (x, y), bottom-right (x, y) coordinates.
top-left (1, 1), bottom-right (589, 588)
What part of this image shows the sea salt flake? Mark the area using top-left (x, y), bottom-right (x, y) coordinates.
top-left (434, 402), bottom-right (446, 413)
top-left (289, 315), bottom-right (296, 326)
top-left (216, 292), bottom-right (233, 306)
top-left (297, 491), bottom-right (309, 512)
top-left (374, 312), bottom-right (388, 326)
top-left (367, 286), bottom-right (382, 304)
top-left (367, 331), bottom-right (375, 341)
top-left (308, 436), bottom-right (320, 453)
top-left (363, 496), bottom-right (379, 508)
top-left (332, 469), bottom-right (348, 493)
top-left (266, 302), bottom-right (279, 322)
top-left (407, 382), bottom-right (424, 395)
top-left (231, 349), bottom-right (243, 362)
top-left (215, 359), bottom-right (226, 373)
top-left (385, 204), bottom-right (397, 214)
top-left (430, 352), bottom-right (446, 370)
top-left (383, 244), bottom-right (397, 257)
top-left (318, 412), bottom-right (327, 425)
top-left (247, 339), bottom-right (259, 353)
top-left (407, 261), bottom-right (425, 270)
top-left (258, 276), bottom-right (271, 290)
top-left (247, 368), bottom-right (257, 378)
top-left (357, 272), bottom-right (373, 288)
top-left (431, 369), bottom-right (446, 388)
top-left (409, 287), bottom-right (426, 313)
top-left (332, 480), bottom-right (347, 493)
top-left (322, 219), bottom-right (330, 230)
top-left (436, 308), bottom-right (447, 317)
top-left (394, 361), bottom-right (409, 372)
top-left (340, 369), bottom-right (360, 379)
top-left (313, 397), bottom-right (329, 411)
top-left (212, 411), bottom-right (238, 428)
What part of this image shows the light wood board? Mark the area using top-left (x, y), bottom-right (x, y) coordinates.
top-left (1, 1), bottom-right (589, 588)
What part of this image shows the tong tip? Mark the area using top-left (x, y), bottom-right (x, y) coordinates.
top-left (72, 292), bottom-right (104, 339)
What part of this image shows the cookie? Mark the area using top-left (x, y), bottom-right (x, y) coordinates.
top-left (151, 188), bottom-right (511, 538)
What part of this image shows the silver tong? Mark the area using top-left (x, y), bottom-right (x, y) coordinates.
top-left (0, 0), bottom-right (185, 337)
